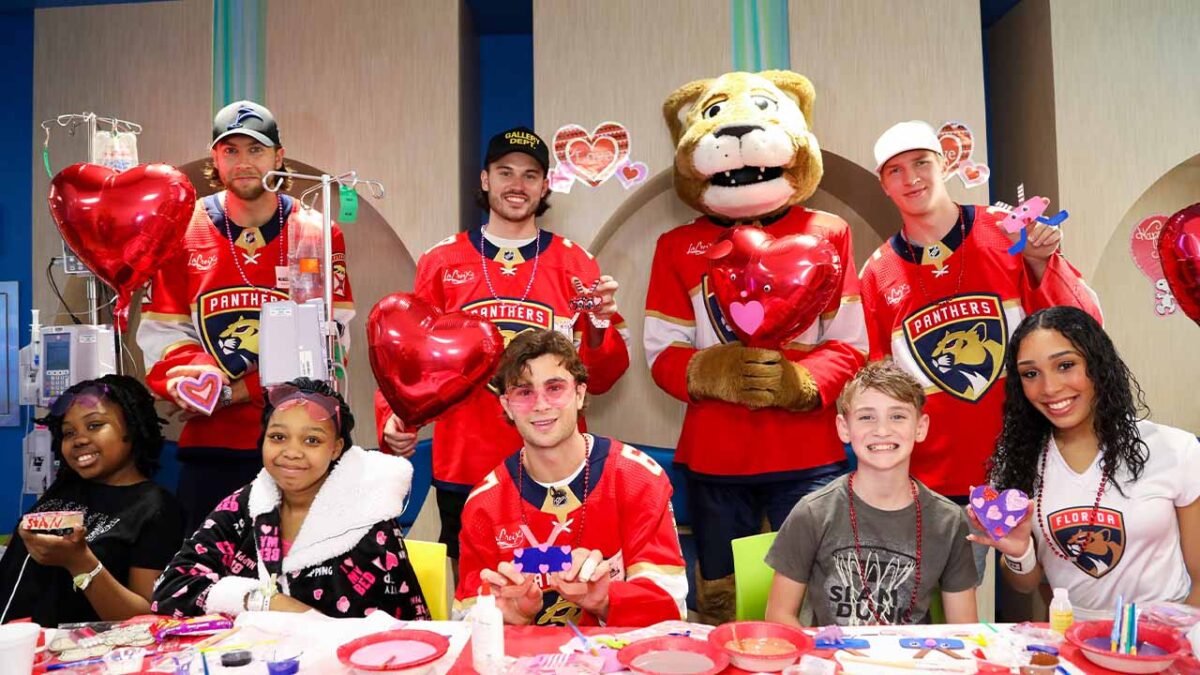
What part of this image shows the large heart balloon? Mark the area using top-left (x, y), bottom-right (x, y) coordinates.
top-left (1157, 202), bottom-right (1200, 326)
top-left (367, 293), bottom-right (505, 427)
top-left (48, 163), bottom-right (196, 328)
top-left (706, 226), bottom-right (843, 348)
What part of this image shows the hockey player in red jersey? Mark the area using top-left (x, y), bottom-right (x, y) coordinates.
top-left (646, 71), bottom-right (866, 622)
top-left (455, 330), bottom-right (686, 627)
top-left (137, 101), bottom-right (354, 530)
top-left (375, 127), bottom-right (630, 564)
top-left (861, 120), bottom-right (1101, 505)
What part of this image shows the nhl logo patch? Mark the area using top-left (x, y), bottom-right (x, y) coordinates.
top-left (903, 294), bottom-right (1007, 402)
top-left (1045, 506), bottom-right (1125, 578)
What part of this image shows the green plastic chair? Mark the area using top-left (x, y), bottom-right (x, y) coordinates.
top-left (731, 531), bottom-right (778, 621)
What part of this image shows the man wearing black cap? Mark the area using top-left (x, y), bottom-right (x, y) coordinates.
top-left (138, 100), bottom-right (355, 531)
top-left (373, 127), bottom-right (630, 567)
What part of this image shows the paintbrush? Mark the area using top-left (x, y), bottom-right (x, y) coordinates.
top-left (566, 620), bottom-right (599, 656)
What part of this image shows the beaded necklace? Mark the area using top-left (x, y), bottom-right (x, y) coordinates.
top-left (846, 472), bottom-right (923, 625)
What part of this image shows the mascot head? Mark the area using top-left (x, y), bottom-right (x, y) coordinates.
top-left (663, 70), bottom-right (823, 221)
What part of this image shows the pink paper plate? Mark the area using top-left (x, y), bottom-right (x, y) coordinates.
top-left (618, 635), bottom-right (729, 675)
top-left (336, 629), bottom-right (450, 672)
top-left (1065, 620), bottom-right (1186, 674)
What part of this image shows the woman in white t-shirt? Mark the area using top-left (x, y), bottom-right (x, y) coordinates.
top-left (970, 306), bottom-right (1200, 620)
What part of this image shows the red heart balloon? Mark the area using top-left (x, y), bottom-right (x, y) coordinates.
top-left (47, 163), bottom-right (196, 328)
top-left (706, 226), bottom-right (844, 348)
top-left (367, 293), bottom-right (505, 427)
top-left (1157, 202), bottom-right (1200, 326)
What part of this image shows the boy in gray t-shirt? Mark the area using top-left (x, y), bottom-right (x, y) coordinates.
top-left (765, 361), bottom-right (978, 626)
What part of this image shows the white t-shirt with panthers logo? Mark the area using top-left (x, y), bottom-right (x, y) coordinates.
top-left (1034, 420), bottom-right (1200, 620)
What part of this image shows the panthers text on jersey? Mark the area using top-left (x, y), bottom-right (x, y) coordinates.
top-left (374, 228), bottom-right (630, 491)
top-left (643, 207), bottom-right (868, 479)
top-left (138, 194), bottom-right (355, 452)
top-left (454, 435), bottom-right (687, 627)
top-left (859, 204), bottom-right (1101, 497)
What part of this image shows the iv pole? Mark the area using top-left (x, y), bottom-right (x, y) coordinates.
top-left (262, 169), bottom-right (385, 391)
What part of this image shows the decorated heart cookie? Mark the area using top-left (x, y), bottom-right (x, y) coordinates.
top-left (969, 484), bottom-right (1029, 540)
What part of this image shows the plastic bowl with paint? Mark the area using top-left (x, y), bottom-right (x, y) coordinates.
top-left (708, 621), bottom-right (813, 672)
top-left (1065, 620), bottom-right (1186, 674)
top-left (618, 635), bottom-right (729, 675)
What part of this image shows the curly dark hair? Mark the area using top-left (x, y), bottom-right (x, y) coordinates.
top-left (986, 306), bottom-right (1148, 497)
top-left (490, 330), bottom-right (589, 393)
top-left (37, 374), bottom-right (166, 483)
top-left (257, 377), bottom-right (355, 453)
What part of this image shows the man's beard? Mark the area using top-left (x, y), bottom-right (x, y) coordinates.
top-left (224, 177), bottom-right (267, 201)
top-left (488, 189), bottom-right (540, 222)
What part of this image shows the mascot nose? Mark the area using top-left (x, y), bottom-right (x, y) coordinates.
top-left (715, 124), bottom-right (763, 139)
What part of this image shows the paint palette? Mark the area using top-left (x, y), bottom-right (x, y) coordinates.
top-left (336, 629), bottom-right (449, 672)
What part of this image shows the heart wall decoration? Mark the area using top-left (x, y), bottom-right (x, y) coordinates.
top-left (550, 121), bottom-right (649, 191)
top-left (935, 121), bottom-right (990, 190)
top-left (1130, 214), bottom-right (1177, 317)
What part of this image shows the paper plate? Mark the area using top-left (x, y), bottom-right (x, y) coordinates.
top-left (708, 621), bottom-right (813, 671)
top-left (1065, 620), bottom-right (1185, 674)
top-left (618, 635), bottom-right (729, 675)
top-left (336, 629), bottom-right (449, 672)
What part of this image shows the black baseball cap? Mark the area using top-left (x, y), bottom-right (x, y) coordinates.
top-left (211, 100), bottom-right (281, 149)
top-left (484, 126), bottom-right (549, 172)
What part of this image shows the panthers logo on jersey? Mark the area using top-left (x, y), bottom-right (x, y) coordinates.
top-left (197, 286), bottom-right (288, 378)
top-left (700, 274), bottom-right (739, 344)
top-left (903, 294), bottom-right (1007, 402)
top-left (1046, 506), bottom-right (1125, 578)
top-left (460, 298), bottom-right (556, 347)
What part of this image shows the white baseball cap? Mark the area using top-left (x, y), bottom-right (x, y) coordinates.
top-left (873, 121), bottom-right (942, 174)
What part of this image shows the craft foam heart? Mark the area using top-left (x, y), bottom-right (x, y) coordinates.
top-left (968, 485), bottom-right (1029, 540)
top-left (1130, 215), bottom-right (1168, 282)
top-left (1156, 202), bottom-right (1200, 326)
top-left (705, 226), bottom-right (843, 348)
top-left (367, 293), bottom-right (505, 428)
top-left (47, 163), bottom-right (196, 329)
top-left (552, 122), bottom-right (630, 187)
top-left (176, 371), bottom-right (223, 416)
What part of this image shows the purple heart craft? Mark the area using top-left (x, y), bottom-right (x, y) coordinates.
top-left (511, 545), bottom-right (572, 575)
top-left (969, 485), bottom-right (1030, 540)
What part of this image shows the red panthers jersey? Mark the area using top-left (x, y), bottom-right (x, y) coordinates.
top-left (138, 194), bottom-right (354, 452)
top-left (374, 228), bottom-right (630, 491)
top-left (859, 205), bottom-right (1101, 497)
top-left (455, 436), bottom-right (687, 627)
top-left (643, 207), bottom-right (867, 478)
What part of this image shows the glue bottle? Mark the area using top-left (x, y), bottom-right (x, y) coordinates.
top-left (471, 584), bottom-right (505, 672)
top-left (1049, 587), bottom-right (1075, 635)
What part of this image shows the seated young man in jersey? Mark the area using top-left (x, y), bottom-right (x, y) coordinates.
top-left (764, 361), bottom-right (978, 626)
top-left (455, 330), bottom-right (687, 627)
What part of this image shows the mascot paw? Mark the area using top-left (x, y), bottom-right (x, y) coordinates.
top-left (776, 362), bottom-right (821, 411)
top-left (687, 343), bottom-right (793, 409)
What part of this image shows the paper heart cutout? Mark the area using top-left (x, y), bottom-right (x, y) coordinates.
top-left (968, 485), bottom-right (1030, 540)
top-left (936, 122), bottom-right (975, 176)
top-left (367, 293), bottom-right (505, 427)
top-left (47, 163), bottom-right (196, 330)
top-left (552, 122), bottom-right (630, 187)
top-left (616, 160), bottom-right (649, 190)
top-left (313, 589), bottom-right (323, 600)
top-left (1130, 215), bottom-right (1168, 283)
top-left (1157, 203), bottom-right (1200, 326)
top-left (176, 371), bottom-right (222, 416)
top-left (539, 564), bottom-right (551, 574)
top-left (958, 161), bottom-right (990, 188)
top-left (548, 163), bottom-right (575, 194)
top-left (706, 226), bottom-right (844, 348)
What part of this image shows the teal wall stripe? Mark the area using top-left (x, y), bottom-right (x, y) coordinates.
top-left (731, 0), bottom-right (791, 72)
top-left (213, 0), bottom-right (267, 112)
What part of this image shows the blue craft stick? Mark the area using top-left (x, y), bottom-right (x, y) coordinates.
top-left (1131, 602), bottom-right (1139, 656)
top-left (1007, 228), bottom-right (1029, 255)
top-left (1110, 594), bottom-right (1123, 652)
top-left (1040, 210), bottom-right (1069, 226)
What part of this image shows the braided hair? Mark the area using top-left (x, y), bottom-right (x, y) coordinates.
top-left (37, 374), bottom-right (166, 484)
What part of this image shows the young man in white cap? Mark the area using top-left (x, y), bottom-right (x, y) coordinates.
top-left (138, 101), bottom-right (355, 531)
top-left (859, 120), bottom-right (1101, 515)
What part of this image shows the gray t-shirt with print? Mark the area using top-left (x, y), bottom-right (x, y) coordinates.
top-left (765, 474), bottom-right (977, 626)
